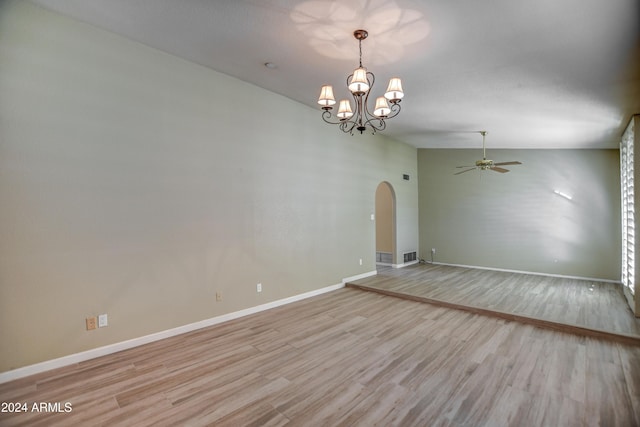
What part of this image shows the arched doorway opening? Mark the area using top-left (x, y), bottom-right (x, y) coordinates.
top-left (375, 182), bottom-right (396, 266)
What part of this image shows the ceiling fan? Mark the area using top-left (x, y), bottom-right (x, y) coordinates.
top-left (455, 131), bottom-right (521, 175)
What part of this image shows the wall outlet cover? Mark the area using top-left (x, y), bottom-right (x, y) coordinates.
top-left (86, 317), bottom-right (97, 331)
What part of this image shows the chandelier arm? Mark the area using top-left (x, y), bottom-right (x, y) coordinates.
top-left (385, 102), bottom-right (402, 119)
top-left (363, 116), bottom-right (386, 133)
top-left (322, 109), bottom-right (360, 134)
top-left (321, 109), bottom-right (344, 125)
top-left (355, 92), bottom-right (365, 130)
top-left (361, 72), bottom-right (376, 119)
top-left (340, 120), bottom-right (357, 135)
top-left (367, 71), bottom-right (375, 89)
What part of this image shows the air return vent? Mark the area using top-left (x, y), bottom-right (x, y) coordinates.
top-left (376, 252), bottom-right (392, 264)
top-left (403, 252), bottom-right (417, 263)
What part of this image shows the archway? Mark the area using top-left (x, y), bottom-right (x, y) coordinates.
top-left (375, 182), bottom-right (396, 266)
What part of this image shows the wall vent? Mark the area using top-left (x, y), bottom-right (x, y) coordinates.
top-left (403, 252), bottom-right (417, 263)
top-left (376, 252), bottom-right (393, 264)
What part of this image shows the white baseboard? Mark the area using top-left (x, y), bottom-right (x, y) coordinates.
top-left (392, 260), bottom-right (419, 269)
top-left (431, 261), bottom-right (621, 284)
top-left (0, 278), bottom-right (362, 384)
top-left (343, 270), bottom-right (377, 282)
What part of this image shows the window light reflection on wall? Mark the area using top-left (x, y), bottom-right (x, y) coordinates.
top-left (553, 190), bottom-right (573, 200)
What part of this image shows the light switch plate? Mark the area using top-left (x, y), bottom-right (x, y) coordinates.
top-left (98, 314), bottom-right (108, 328)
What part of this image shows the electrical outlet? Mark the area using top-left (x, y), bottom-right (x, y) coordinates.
top-left (431, 248), bottom-right (436, 254)
top-left (257, 283), bottom-right (262, 293)
top-left (98, 314), bottom-right (108, 328)
top-left (216, 292), bottom-right (222, 301)
top-left (359, 258), bottom-right (363, 265)
top-left (86, 317), bottom-right (97, 331)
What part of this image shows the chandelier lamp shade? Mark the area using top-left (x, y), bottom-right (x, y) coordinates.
top-left (317, 29), bottom-right (404, 135)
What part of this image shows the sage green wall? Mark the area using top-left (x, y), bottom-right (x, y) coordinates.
top-left (0, 1), bottom-right (418, 372)
top-left (418, 149), bottom-right (621, 280)
top-left (375, 183), bottom-right (394, 254)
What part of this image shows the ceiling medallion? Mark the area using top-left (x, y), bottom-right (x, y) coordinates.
top-left (317, 29), bottom-right (404, 135)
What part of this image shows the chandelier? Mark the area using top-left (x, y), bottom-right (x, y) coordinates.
top-left (317, 29), bottom-right (404, 135)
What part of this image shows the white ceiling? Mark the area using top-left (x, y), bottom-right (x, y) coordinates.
top-left (29, 0), bottom-right (640, 149)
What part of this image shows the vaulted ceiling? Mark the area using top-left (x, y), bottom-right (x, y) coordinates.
top-left (30, 0), bottom-right (640, 148)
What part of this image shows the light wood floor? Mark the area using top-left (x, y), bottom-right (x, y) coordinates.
top-left (348, 263), bottom-right (640, 342)
top-left (1, 287), bottom-right (639, 426)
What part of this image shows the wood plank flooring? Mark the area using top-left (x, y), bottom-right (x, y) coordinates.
top-left (1, 287), bottom-right (639, 426)
top-left (348, 263), bottom-right (640, 341)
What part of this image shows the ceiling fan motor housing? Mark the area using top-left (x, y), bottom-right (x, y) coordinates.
top-left (476, 159), bottom-right (493, 169)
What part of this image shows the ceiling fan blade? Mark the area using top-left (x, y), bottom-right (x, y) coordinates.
top-left (454, 167), bottom-right (476, 175)
top-left (456, 165), bottom-right (474, 168)
top-left (493, 161), bottom-right (522, 166)
top-left (490, 166), bottom-right (510, 173)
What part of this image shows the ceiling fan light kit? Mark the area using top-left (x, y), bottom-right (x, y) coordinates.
top-left (454, 131), bottom-right (522, 175)
top-left (317, 29), bottom-right (404, 135)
